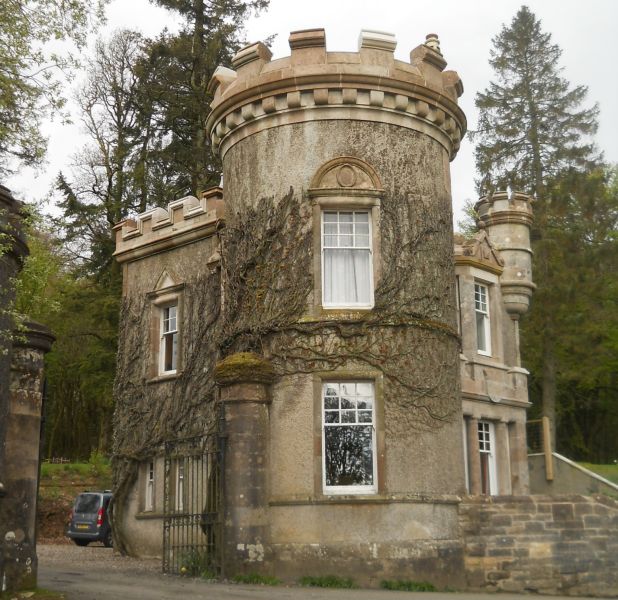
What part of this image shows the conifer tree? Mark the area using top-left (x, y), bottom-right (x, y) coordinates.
top-left (136, 0), bottom-right (269, 201)
top-left (473, 6), bottom-right (601, 449)
top-left (474, 5), bottom-right (599, 198)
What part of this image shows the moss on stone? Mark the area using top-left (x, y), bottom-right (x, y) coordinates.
top-left (214, 352), bottom-right (275, 385)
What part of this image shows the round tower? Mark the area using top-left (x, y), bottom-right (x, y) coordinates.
top-left (207, 29), bottom-right (468, 584)
top-left (475, 191), bottom-right (535, 319)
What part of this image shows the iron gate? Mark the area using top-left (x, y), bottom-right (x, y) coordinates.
top-left (162, 431), bottom-right (223, 576)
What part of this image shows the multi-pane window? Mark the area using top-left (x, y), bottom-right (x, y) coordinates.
top-left (322, 211), bottom-right (373, 308)
top-left (478, 421), bottom-right (497, 495)
top-left (145, 461), bottom-right (155, 511)
top-left (474, 283), bottom-right (491, 355)
top-left (160, 305), bottom-right (178, 373)
top-left (322, 382), bottom-right (376, 494)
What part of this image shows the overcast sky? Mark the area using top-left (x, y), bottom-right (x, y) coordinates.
top-left (7, 0), bottom-right (618, 225)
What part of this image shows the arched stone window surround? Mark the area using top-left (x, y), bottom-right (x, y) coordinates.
top-left (308, 156), bottom-right (383, 314)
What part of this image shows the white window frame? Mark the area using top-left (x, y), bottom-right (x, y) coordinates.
top-left (321, 210), bottom-right (374, 309)
top-left (478, 420), bottom-right (498, 495)
top-left (474, 282), bottom-right (491, 356)
top-left (145, 461), bottom-right (155, 511)
top-left (322, 381), bottom-right (377, 495)
top-left (159, 303), bottom-right (178, 375)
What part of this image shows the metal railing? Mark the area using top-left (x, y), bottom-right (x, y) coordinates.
top-left (162, 433), bottom-right (222, 576)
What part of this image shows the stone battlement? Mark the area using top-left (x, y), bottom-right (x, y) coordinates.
top-left (113, 187), bottom-right (224, 263)
top-left (207, 28), bottom-right (466, 160)
top-left (476, 191), bottom-right (534, 228)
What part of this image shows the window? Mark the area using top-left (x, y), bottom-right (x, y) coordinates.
top-left (322, 211), bottom-right (373, 308)
top-left (474, 282), bottom-right (491, 355)
top-left (148, 272), bottom-right (183, 379)
top-left (160, 304), bottom-right (178, 374)
top-left (145, 461), bottom-right (155, 511)
top-left (322, 381), bottom-right (376, 494)
top-left (478, 421), bottom-right (498, 495)
top-left (175, 460), bottom-right (185, 512)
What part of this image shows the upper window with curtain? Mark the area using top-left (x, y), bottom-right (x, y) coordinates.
top-left (322, 210), bottom-right (373, 308)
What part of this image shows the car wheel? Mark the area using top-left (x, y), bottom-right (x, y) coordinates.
top-left (103, 530), bottom-right (113, 548)
top-left (73, 539), bottom-right (89, 547)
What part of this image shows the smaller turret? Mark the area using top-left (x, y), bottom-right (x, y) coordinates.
top-left (475, 191), bottom-right (535, 319)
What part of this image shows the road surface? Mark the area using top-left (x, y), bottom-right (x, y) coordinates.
top-left (37, 544), bottom-right (613, 600)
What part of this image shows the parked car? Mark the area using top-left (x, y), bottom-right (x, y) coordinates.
top-left (66, 491), bottom-right (113, 547)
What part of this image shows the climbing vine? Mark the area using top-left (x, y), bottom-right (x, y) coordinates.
top-left (113, 182), bottom-right (460, 553)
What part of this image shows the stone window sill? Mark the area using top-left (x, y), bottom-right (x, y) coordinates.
top-left (147, 371), bottom-right (182, 384)
top-left (269, 493), bottom-right (461, 507)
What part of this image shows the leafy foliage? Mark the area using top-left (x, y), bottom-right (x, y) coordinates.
top-left (0, 0), bottom-right (106, 175)
top-left (12, 214), bottom-right (118, 459)
top-left (523, 167), bottom-right (618, 460)
top-left (381, 579), bottom-right (438, 592)
top-left (233, 573), bottom-right (281, 585)
top-left (299, 575), bottom-right (356, 588)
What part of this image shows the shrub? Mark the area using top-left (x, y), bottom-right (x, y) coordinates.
top-left (299, 575), bottom-right (355, 588)
top-left (381, 579), bottom-right (437, 592)
top-left (233, 573), bottom-right (280, 585)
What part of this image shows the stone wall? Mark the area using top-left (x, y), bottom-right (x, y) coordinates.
top-left (460, 495), bottom-right (618, 597)
top-left (529, 453), bottom-right (618, 498)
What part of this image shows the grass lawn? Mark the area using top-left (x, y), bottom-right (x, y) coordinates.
top-left (578, 462), bottom-right (618, 484)
top-left (40, 455), bottom-right (111, 485)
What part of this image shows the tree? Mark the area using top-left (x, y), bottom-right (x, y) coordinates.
top-left (473, 6), bottom-right (602, 448)
top-left (474, 5), bottom-right (599, 197)
top-left (0, 0), bottom-right (106, 176)
top-left (136, 0), bottom-right (269, 200)
top-left (55, 30), bottom-right (153, 281)
top-left (522, 167), bottom-right (618, 461)
top-left (47, 0), bottom-right (270, 459)
top-left (12, 210), bottom-right (117, 458)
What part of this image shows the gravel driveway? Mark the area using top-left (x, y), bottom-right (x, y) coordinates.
top-left (37, 544), bottom-right (614, 600)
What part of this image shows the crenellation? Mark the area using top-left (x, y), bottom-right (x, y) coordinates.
top-left (206, 28), bottom-right (467, 160)
top-left (231, 41), bottom-right (272, 71)
top-left (288, 28), bottom-right (326, 50)
top-left (113, 187), bottom-right (224, 262)
top-left (358, 30), bottom-right (397, 53)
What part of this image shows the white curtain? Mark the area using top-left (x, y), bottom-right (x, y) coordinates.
top-left (324, 248), bottom-right (371, 305)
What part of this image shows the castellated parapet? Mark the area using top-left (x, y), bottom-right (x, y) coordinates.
top-left (113, 187), bottom-right (224, 263)
top-left (206, 28), bottom-right (466, 160)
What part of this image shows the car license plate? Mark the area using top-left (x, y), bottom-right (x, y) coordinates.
top-left (76, 525), bottom-right (89, 530)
